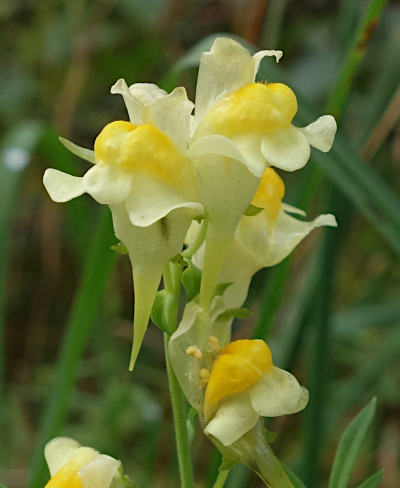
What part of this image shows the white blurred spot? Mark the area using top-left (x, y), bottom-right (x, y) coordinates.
top-left (3, 147), bottom-right (29, 171)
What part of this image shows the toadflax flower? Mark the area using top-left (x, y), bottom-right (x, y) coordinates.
top-left (187, 166), bottom-right (337, 308)
top-left (43, 84), bottom-right (203, 370)
top-left (203, 339), bottom-right (308, 446)
top-left (44, 437), bottom-right (121, 488)
top-left (185, 37), bottom-right (336, 308)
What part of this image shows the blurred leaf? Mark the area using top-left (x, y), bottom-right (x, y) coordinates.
top-left (28, 210), bottom-right (117, 488)
top-left (356, 470), bottom-right (384, 488)
top-left (282, 465), bottom-right (307, 488)
top-left (0, 120), bottom-right (45, 454)
top-left (328, 0), bottom-right (389, 118)
top-left (252, 259), bottom-right (291, 340)
top-left (328, 398), bottom-right (377, 488)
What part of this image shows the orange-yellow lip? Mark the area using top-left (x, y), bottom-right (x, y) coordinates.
top-left (204, 339), bottom-right (273, 417)
top-left (202, 82), bottom-right (297, 136)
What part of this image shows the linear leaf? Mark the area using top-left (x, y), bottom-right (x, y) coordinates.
top-left (328, 398), bottom-right (377, 488)
top-left (356, 470), bottom-right (384, 488)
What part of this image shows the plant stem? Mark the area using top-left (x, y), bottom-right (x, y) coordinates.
top-left (164, 334), bottom-right (195, 488)
top-left (212, 469), bottom-right (229, 488)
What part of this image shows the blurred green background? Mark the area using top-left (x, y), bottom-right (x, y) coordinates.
top-left (0, 0), bottom-right (399, 487)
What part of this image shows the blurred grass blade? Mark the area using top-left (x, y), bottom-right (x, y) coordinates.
top-left (282, 465), bottom-right (307, 488)
top-left (328, 398), bottom-right (377, 488)
top-left (333, 299), bottom-right (400, 333)
top-left (28, 209), bottom-right (116, 488)
top-left (336, 0), bottom-right (360, 54)
top-left (328, 0), bottom-right (389, 118)
top-left (0, 120), bottom-right (45, 459)
top-left (328, 323), bottom-right (400, 424)
top-left (356, 470), bottom-right (384, 488)
top-left (252, 259), bottom-right (291, 340)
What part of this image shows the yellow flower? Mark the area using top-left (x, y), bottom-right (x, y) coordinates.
top-left (44, 437), bottom-right (120, 488)
top-left (185, 37), bottom-right (336, 308)
top-left (203, 339), bottom-right (308, 446)
top-left (43, 85), bottom-right (203, 370)
top-left (187, 167), bottom-right (337, 309)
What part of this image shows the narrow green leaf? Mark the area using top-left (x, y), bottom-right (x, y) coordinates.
top-left (252, 259), bottom-right (291, 340)
top-left (356, 470), bottom-right (384, 488)
top-left (328, 398), bottom-right (377, 488)
top-left (282, 465), bottom-right (307, 488)
top-left (328, 0), bottom-right (389, 117)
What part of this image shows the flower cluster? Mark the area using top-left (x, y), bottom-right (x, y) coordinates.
top-left (43, 37), bottom-right (337, 460)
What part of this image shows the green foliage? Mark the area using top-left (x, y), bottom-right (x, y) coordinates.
top-left (328, 398), bottom-right (377, 488)
top-left (182, 261), bottom-right (202, 301)
top-left (356, 470), bottom-right (384, 488)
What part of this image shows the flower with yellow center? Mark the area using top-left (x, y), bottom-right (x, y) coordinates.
top-left (43, 84), bottom-right (203, 370)
top-left (184, 37), bottom-right (337, 309)
top-left (203, 339), bottom-right (308, 446)
top-left (44, 437), bottom-right (121, 488)
top-left (187, 167), bottom-right (337, 309)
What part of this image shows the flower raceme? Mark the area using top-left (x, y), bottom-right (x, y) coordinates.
top-left (44, 437), bottom-right (121, 488)
top-left (43, 36), bottom-right (336, 370)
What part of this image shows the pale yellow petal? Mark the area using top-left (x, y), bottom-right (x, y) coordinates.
top-left (249, 366), bottom-right (309, 417)
top-left (45, 437), bottom-right (81, 476)
top-left (129, 82), bottom-right (167, 105)
top-left (83, 164), bottom-right (132, 205)
top-left (261, 126), bottom-right (310, 171)
top-left (192, 154), bottom-right (259, 308)
top-left (204, 392), bottom-right (258, 446)
top-left (194, 37), bottom-right (256, 128)
top-left (110, 204), bottom-right (194, 370)
top-left (78, 454), bottom-right (120, 488)
top-left (110, 78), bottom-right (142, 124)
top-left (142, 86), bottom-right (193, 152)
top-left (43, 169), bottom-right (85, 203)
top-left (125, 173), bottom-right (202, 227)
top-left (301, 115), bottom-right (337, 152)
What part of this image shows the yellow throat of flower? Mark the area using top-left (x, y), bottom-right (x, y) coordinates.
top-left (94, 120), bottom-right (190, 186)
top-left (204, 339), bottom-right (273, 419)
top-left (44, 459), bottom-right (84, 488)
top-left (252, 167), bottom-right (285, 223)
top-left (202, 82), bottom-right (297, 136)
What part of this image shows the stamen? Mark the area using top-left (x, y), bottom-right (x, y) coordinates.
top-left (208, 336), bottom-right (220, 353)
top-left (199, 368), bottom-right (210, 387)
top-left (186, 345), bottom-right (203, 360)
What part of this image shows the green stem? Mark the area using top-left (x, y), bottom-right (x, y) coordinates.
top-left (164, 334), bottom-right (195, 488)
top-left (212, 469), bottom-right (229, 488)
